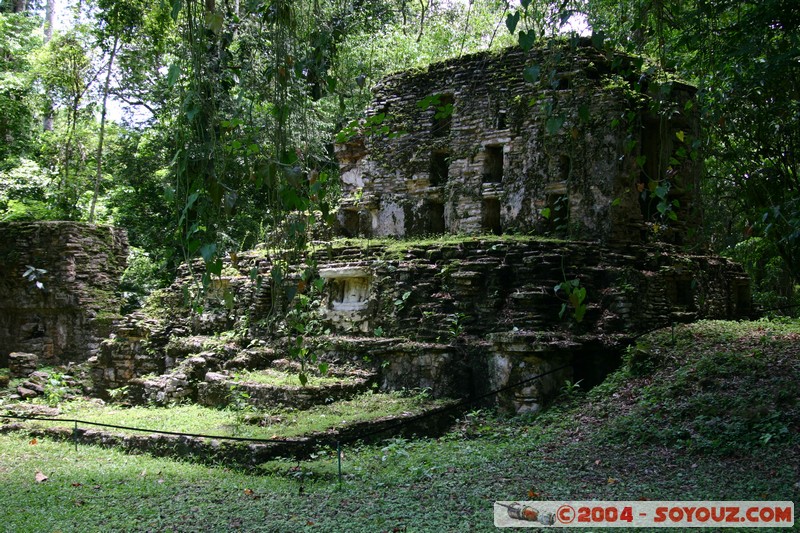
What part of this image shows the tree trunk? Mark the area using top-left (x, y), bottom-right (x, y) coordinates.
top-left (43, 0), bottom-right (54, 40)
top-left (416, 0), bottom-right (428, 42)
top-left (13, 0), bottom-right (26, 13)
top-left (89, 36), bottom-right (119, 223)
top-left (42, 0), bottom-right (55, 131)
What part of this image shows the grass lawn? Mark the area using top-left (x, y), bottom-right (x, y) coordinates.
top-left (8, 390), bottom-right (446, 441)
top-left (1, 319), bottom-right (798, 531)
top-left (230, 367), bottom-right (359, 388)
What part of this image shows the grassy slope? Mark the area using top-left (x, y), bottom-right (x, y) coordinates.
top-left (1, 319), bottom-right (798, 532)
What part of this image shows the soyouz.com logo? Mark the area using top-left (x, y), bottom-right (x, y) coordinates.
top-left (493, 501), bottom-right (794, 528)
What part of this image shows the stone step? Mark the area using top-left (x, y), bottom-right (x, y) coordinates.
top-left (197, 368), bottom-right (378, 411)
top-left (165, 335), bottom-right (241, 359)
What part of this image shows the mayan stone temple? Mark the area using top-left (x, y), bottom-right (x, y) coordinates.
top-left (1, 42), bottom-right (752, 426)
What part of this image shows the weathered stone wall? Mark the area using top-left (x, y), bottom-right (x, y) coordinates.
top-left (336, 42), bottom-right (699, 244)
top-left (91, 237), bottom-right (750, 411)
top-left (0, 222), bottom-right (128, 367)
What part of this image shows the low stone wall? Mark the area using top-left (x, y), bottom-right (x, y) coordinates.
top-left (0, 222), bottom-right (128, 367)
top-left (0, 402), bottom-right (460, 467)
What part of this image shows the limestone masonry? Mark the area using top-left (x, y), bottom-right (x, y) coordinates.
top-left (336, 41), bottom-right (699, 245)
top-left (0, 222), bottom-right (128, 367)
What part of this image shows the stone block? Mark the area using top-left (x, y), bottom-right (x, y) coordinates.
top-left (16, 386), bottom-right (38, 399)
top-left (8, 352), bottom-right (38, 378)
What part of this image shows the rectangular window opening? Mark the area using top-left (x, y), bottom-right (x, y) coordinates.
top-left (430, 151), bottom-right (450, 186)
top-left (482, 198), bottom-right (502, 235)
top-left (735, 283), bottom-right (751, 315)
top-left (483, 145), bottom-right (504, 184)
top-left (496, 110), bottom-right (507, 130)
top-left (674, 279), bottom-right (694, 308)
top-left (559, 155), bottom-right (571, 181)
top-left (342, 209), bottom-right (360, 237)
top-left (639, 119), bottom-right (663, 221)
top-left (427, 201), bottom-right (445, 235)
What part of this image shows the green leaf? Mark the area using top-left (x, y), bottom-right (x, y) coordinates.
top-left (520, 0), bottom-right (532, 8)
top-left (546, 116), bottom-right (564, 134)
top-left (518, 30), bottom-right (536, 52)
top-left (506, 11), bottom-right (520, 34)
top-left (578, 105), bottom-right (590, 123)
top-left (207, 259), bottom-right (223, 276)
top-left (318, 362), bottom-right (329, 376)
top-left (285, 284), bottom-right (297, 303)
top-left (204, 11), bottom-right (224, 34)
top-left (523, 64), bottom-right (540, 84)
top-left (434, 104), bottom-right (453, 120)
top-left (574, 304), bottom-right (586, 323)
top-left (170, 0), bottom-right (182, 21)
top-left (187, 239), bottom-right (201, 255)
top-left (576, 287), bottom-right (586, 304)
top-left (271, 265), bottom-right (283, 284)
top-left (417, 94), bottom-right (440, 110)
top-left (675, 130), bottom-right (685, 142)
top-left (167, 63), bottom-right (181, 87)
top-left (199, 243), bottom-right (217, 262)
top-left (298, 373), bottom-right (308, 387)
top-left (541, 207), bottom-right (551, 219)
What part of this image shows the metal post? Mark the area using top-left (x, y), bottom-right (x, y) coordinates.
top-left (337, 440), bottom-right (342, 488)
top-left (73, 420), bottom-right (78, 452)
top-left (672, 321), bottom-right (676, 345)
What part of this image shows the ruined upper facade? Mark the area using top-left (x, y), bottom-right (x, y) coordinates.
top-left (336, 40), bottom-right (699, 244)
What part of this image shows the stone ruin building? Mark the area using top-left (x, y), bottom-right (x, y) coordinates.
top-left (0, 222), bottom-right (127, 371)
top-left (0, 43), bottom-right (752, 426)
top-left (336, 41), bottom-right (698, 244)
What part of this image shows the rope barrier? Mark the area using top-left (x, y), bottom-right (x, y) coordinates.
top-left (0, 414), bottom-right (306, 444)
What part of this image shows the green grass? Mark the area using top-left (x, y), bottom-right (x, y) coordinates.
top-left (327, 232), bottom-right (567, 253)
top-left (230, 368), bottom-right (353, 388)
top-left (1, 319), bottom-right (798, 532)
top-left (9, 391), bottom-right (447, 440)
